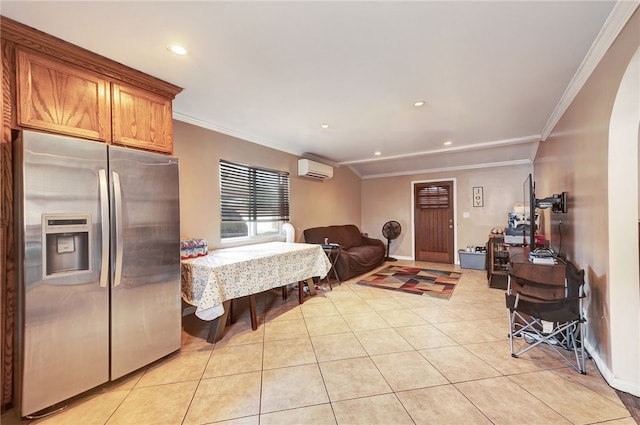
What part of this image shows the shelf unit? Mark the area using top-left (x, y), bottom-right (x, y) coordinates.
top-left (488, 235), bottom-right (509, 289)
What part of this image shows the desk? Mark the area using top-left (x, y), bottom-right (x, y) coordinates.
top-left (506, 247), bottom-right (586, 373)
top-left (181, 242), bottom-right (331, 341)
top-left (509, 247), bottom-right (565, 283)
top-left (508, 246), bottom-right (567, 299)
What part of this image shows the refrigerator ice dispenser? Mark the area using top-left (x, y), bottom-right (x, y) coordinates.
top-left (42, 213), bottom-right (91, 276)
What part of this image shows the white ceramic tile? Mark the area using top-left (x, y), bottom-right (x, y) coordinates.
top-left (332, 393), bottom-right (414, 425)
top-left (354, 328), bottom-right (414, 356)
top-left (261, 364), bottom-right (329, 413)
top-left (183, 372), bottom-right (261, 424)
top-left (371, 351), bottom-right (448, 391)
top-left (14, 258), bottom-right (633, 425)
top-left (319, 357), bottom-right (392, 402)
top-left (455, 376), bottom-right (572, 424)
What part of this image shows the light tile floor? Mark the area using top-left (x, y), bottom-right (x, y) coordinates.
top-left (2, 261), bottom-right (636, 425)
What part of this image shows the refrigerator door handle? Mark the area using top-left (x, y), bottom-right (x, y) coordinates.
top-left (112, 171), bottom-right (124, 287)
top-left (98, 169), bottom-right (110, 288)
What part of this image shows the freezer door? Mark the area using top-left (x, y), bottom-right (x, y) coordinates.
top-left (15, 132), bottom-right (109, 416)
top-left (108, 146), bottom-right (181, 379)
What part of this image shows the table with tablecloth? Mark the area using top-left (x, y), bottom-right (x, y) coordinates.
top-left (181, 241), bottom-right (331, 340)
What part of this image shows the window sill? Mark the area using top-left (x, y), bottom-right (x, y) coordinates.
top-left (220, 234), bottom-right (286, 249)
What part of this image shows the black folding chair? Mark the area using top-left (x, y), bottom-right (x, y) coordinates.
top-left (506, 260), bottom-right (587, 374)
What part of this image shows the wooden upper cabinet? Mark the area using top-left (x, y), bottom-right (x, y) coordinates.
top-left (16, 49), bottom-right (111, 141)
top-left (3, 16), bottom-right (182, 154)
top-left (112, 83), bottom-right (173, 154)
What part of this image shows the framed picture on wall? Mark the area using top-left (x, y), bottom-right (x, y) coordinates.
top-left (473, 186), bottom-right (484, 207)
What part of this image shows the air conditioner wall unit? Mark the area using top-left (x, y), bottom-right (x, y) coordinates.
top-left (298, 159), bottom-right (333, 180)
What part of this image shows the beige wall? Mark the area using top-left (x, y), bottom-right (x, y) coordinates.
top-left (534, 9), bottom-right (639, 392)
top-left (171, 10), bottom-right (640, 393)
top-left (172, 120), bottom-right (361, 247)
top-left (361, 164), bottom-right (532, 259)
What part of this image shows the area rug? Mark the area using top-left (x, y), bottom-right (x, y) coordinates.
top-left (356, 265), bottom-right (461, 300)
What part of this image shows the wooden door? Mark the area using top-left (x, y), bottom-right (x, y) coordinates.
top-left (112, 83), bottom-right (174, 154)
top-left (414, 181), bottom-right (454, 263)
top-left (16, 49), bottom-right (111, 141)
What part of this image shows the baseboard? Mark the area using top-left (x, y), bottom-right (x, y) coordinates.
top-left (387, 255), bottom-right (413, 261)
top-left (391, 255), bottom-right (465, 265)
top-left (585, 340), bottom-right (640, 397)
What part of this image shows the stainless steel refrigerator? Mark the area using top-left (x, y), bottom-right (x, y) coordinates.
top-left (14, 130), bottom-right (181, 417)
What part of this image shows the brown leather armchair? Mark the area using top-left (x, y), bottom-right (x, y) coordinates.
top-left (303, 224), bottom-right (386, 280)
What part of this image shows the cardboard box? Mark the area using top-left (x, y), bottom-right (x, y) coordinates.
top-left (458, 250), bottom-right (486, 270)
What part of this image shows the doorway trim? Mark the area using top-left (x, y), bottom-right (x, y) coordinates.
top-left (410, 178), bottom-right (458, 262)
top-left (605, 46), bottom-right (640, 396)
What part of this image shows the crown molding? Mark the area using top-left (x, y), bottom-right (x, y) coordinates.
top-left (541, 1), bottom-right (640, 141)
top-left (173, 111), bottom-right (302, 157)
top-left (300, 153), bottom-right (341, 168)
top-left (360, 159), bottom-right (533, 180)
top-left (338, 135), bottom-right (541, 166)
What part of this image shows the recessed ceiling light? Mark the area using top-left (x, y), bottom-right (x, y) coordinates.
top-left (444, 141), bottom-right (452, 146)
top-left (167, 44), bottom-right (188, 55)
top-left (374, 151), bottom-right (381, 156)
top-left (413, 101), bottom-right (425, 107)
top-left (320, 124), bottom-right (329, 129)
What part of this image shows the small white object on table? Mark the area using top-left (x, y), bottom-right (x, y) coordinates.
top-left (181, 241), bottom-right (331, 339)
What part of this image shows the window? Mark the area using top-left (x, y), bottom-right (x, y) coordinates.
top-left (219, 160), bottom-right (290, 241)
top-left (416, 184), bottom-right (450, 209)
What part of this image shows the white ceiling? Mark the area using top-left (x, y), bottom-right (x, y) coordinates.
top-left (2, 1), bottom-right (636, 178)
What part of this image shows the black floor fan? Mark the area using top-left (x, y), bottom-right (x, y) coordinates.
top-left (382, 220), bottom-right (401, 261)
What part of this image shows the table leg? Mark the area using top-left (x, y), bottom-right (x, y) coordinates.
top-left (229, 300), bottom-right (235, 324)
top-left (291, 278), bottom-right (317, 304)
top-left (332, 266), bottom-right (340, 285)
top-left (298, 281), bottom-right (304, 304)
top-left (207, 300), bottom-right (231, 343)
top-left (323, 273), bottom-right (333, 290)
top-left (207, 285), bottom-right (308, 343)
top-left (322, 247), bottom-right (341, 289)
top-left (306, 278), bottom-right (316, 296)
top-left (249, 295), bottom-right (257, 330)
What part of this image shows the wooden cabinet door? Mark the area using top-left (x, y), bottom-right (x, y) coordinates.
top-left (16, 49), bottom-right (111, 141)
top-left (111, 83), bottom-right (173, 154)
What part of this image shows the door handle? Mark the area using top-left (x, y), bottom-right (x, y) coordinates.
top-left (98, 169), bottom-right (109, 288)
top-left (112, 171), bottom-right (124, 287)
